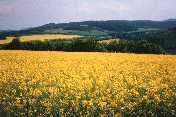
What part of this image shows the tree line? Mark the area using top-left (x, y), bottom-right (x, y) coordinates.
top-left (1, 36), bottom-right (166, 54)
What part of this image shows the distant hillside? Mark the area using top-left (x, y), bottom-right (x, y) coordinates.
top-left (163, 18), bottom-right (176, 22)
top-left (1, 20), bottom-right (176, 36)
top-left (23, 20), bottom-right (176, 33)
top-left (159, 28), bottom-right (176, 48)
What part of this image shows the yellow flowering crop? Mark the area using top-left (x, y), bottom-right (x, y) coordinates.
top-left (0, 50), bottom-right (175, 116)
top-left (98, 38), bottom-right (120, 43)
top-left (0, 34), bottom-right (83, 44)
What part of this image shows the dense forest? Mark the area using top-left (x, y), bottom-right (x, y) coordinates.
top-left (1, 36), bottom-right (166, 54)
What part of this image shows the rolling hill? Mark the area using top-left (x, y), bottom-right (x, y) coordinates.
top-left (1, 19), bottom-right (176, 36)
top-left (0, 19), bottom-right (176, 51)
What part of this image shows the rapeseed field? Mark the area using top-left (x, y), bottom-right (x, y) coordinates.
top-left (0, 50), bottom-right (175, 116)
top-left (98, 38), bottom-right (120, 43)
top-left (0, 34), bottom-right (83, 44)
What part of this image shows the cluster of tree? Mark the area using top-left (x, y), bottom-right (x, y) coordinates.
top-left (82, 21), bottom-right (136, 32)
top-left (124, 20), bottom-right (176, 29)
top-left (0, 34), bottom-right (6, 40)
top-left (145, 36), bottom-right (165, 47)
top-left (63, 26), bottom-right (93, 31)
top-left (109, 30), bottom-right (176, 50)
top-left (106, 39), bottom-right (166, 54)
top-left (1, 36), bottom-right (166, 54)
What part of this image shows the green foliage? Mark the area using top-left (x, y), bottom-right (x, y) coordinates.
top-left (136, 40), bottom-right (166, 54)
top-left (106, 39), bottom-right (166, 54)
top-left (145, 36), bottom-right (165, 47)
top-left (69, 38), bottom-right (85, 51)
top-left (3, 34), bottom-right (22, 50)
top-left (0, 34), bottom-right (6, 40)
top-left (158, 29), bottom-right (176, 48)
top-left (94, 42), bottom-right (108, 52)
top-left (54, 41), bottom-right (68, 51)
top-left (106, 40), bottom-right (119, 52)
top-left (84, 37), bottom-right (98, 51)
top-left (71, 30), bottom-right (107, 36)
top-left (2, 37), bottom-right (166, 54)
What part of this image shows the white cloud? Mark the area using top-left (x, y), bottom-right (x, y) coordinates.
top-left (78, 1), bottom-right (90, 12)
top-left (0, 1), bottom-right (13, 13)
top-left (100, 1), bottom-right (130, 12)
top-left (123, 0), bottom-right (176, 20)
top-left (1, 0), bottom-right (176, 30)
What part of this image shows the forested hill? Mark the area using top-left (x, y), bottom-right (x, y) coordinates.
top-left (1, 20), bottom-right (176, 36)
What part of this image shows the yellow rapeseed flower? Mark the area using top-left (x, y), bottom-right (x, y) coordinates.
top-left (0, 50), bottom-right (175, 116)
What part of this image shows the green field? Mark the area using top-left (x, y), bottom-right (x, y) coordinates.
top-left (71, 30), bottom-right (107, 36)
top-left (127, 28), bottom-right (162, 34)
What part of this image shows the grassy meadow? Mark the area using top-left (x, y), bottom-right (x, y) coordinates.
top-left (0, 34), bottom-right (83, 44)
top-left (0, 50), bottom-right (176, 116)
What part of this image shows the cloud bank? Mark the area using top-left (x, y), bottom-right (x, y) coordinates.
top-left (0, 0), bottom-right (176, 30)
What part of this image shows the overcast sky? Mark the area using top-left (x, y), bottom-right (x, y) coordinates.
top-left (0, 0), bottom-right (176, 30)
